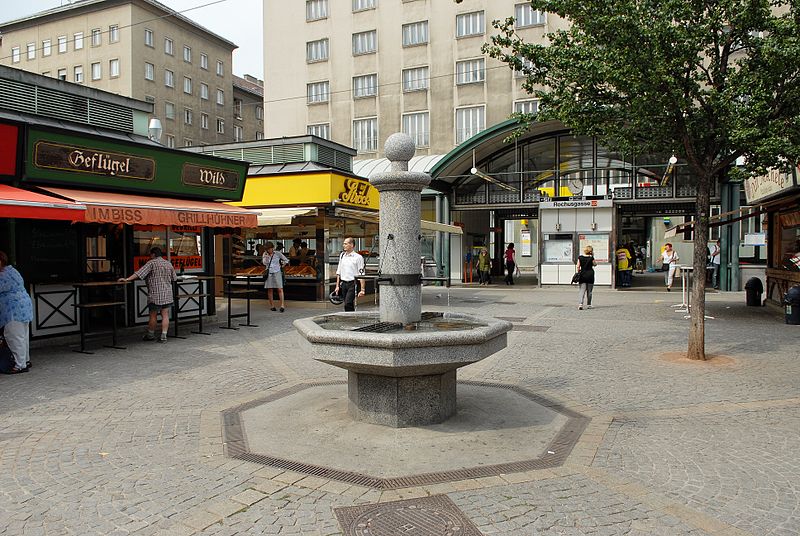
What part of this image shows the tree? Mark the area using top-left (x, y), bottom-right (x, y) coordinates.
top-left (481, 0), bottom-right (800, 360)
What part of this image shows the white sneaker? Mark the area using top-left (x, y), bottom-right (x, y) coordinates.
top-left (578, 305), bottom-right (583, 310)
top-left (587, 305), bottom-right (593, 309)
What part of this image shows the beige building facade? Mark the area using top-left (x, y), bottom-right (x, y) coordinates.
top-left (264, 0), bottom-right (567, 158)
top-left (0, 0), bottom-right (256, 147)
top-left (233, 74), bottom-right (265, 143)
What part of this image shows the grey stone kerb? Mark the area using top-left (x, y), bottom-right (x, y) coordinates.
top-left (369, 133), bottom-right (430, 324)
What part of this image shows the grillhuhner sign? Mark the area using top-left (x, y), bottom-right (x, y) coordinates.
top-left (33, 141), bottom-right (155, 180)
top-left (181, 163), bottom-right (239, 190)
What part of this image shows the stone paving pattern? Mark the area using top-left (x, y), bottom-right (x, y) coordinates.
top-left (1, 284), bottom-right (798, 535)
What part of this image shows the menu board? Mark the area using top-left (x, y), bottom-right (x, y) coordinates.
top-left (578, 234), bottom-right (609, 262)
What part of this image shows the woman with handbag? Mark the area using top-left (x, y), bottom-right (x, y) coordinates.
top-left (661, 243), bottom-right (680, 291)
top-left (504, 243), bottom-right (516, 286)
top-left (0, 250), bottom-right (33, 374)
top-left (262, 242), bottom-right (289, 312)
top-left (576, 245), bottom-right (597, 310)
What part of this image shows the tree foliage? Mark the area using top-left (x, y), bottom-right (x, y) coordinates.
top-left (481, 0), bottom-right (800, 359)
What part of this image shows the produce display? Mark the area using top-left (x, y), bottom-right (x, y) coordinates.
top-left (237, 266), bottom-right (265, 275)
top-left (284, 265), bottom-right (317, 278)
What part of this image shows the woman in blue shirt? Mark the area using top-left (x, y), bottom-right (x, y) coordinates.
top-left (0, 250), bottom-right (33, 374)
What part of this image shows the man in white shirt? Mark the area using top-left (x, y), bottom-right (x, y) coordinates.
top-left (335, 237), bottom-right (366, 311)
top-left (711, 239), bottom-right (721, 289)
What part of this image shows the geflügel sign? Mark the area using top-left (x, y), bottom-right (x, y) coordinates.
top-left (181, 163), bottom-right (239, 191)
top-left (34, 141), bottom-right (155, 180)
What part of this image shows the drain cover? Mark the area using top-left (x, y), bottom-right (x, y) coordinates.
top-left (512, 325), bottom-right (550, 332)
top-left (335, 495), bottom-right (482, 536)
top-left (496, 316), bottom-right (527, 323)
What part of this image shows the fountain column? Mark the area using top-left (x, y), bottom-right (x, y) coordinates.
top-left (370, 134), bottom-right (431, 325)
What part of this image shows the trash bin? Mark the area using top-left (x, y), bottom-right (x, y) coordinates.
top-left (784, 286), bottom-right (800, 325)
top-left (744, 277), bottom-right (763, 306)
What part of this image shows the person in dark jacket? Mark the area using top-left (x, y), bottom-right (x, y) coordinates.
top-left (576, 245), bottom-right (597, 310)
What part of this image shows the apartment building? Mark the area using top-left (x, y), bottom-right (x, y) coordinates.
top-left (264, 0), bottom-right (567, 158)
top-left (0, 0), bottom-right (259, 147)
top-left (233, 74), bottom-right (265, 142)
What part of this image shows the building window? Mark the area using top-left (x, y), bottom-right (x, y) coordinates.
top-left (57, 68), bottom-right (67, 81)
top-left (455, 58), bottom-right (485, 85)
top-left (456, 106), bottom-right (485, 144)
top-left (307, 123), bottom-right (330, 139)
top-left (256, 131), bottom-right (264, 140)
top-left (216, 89), bottom-right (224, 105)
top-left (514, 100), bottom-right (539, 115)
top-left (216, 60), bottom-right (224, 76)
top-left (216, 118), bottom-right (225, 134)
top-left (109, 25), bottom-right (119, 43)
top-left (234, 99), bottom-right (243, 119)
top-left (456, 11), bottom-right (484, 38)
top-left (165, 69), bottom-right (174, 87)
top-left (165, 135), bottom-right (175, 148)
top-left (184, 108), bottom-right (193, 125)
top-left (26, 43), bottom-right (36, 60)
top-left (74, 65), bottom-right (84, 83)
top-left (183, 76), bottom-right (192, 94)
top-left (144, 62), bottom-right (155, 80)
top-left (74, 32), bottom-right (84, 50)
top-left (165, 101), bottom-right (176, 120)
top-left (352, 0), bottom-right (376, 11)
top-left (352, 30), bottom-right (377, 55)
top-left (307, 81), bottom-right (330, 103)
top-left (306, 38), bottom-right (329, 62)
top-left (402, 66), bottom-right (429, 92)
top-left (184, 139), bottom-right (193, 147)
top-left (165, 37), bottom-right (173, 55)
top-left (515, 3), bottom-right (545, 27)
top-left (42, 39), bottom-right (52, 56)
top-left (144, 28), bottom-right (154, 47)
top-left (91, 28), bottom-right (102, 46)
top-left (255, 106), bottom-right (263, 120)
top-left (201, 113), bottom-right (209, 129)
top-left (183, 45), bottom-right (192, 63)
top-left (200, 53), bottom-right (208, 70)
top-left (353, 74), bottom-right (378, 98)
top-left (514, 55), bottom-right (535, 78)
top-left (91, 62), bottom-right (101, 80)
top-left (402, 112), bottom-right (430, 148)
top-left (353, 117), bottom-right (378, 153)
top-left (200, 83), bottom-right (209, 100)
top-left (234, 125), bottom-right (244, 142)
top-left (306, 0), bottom-right (328, 20)
top-left (402, 21), bottom-right (428, 47)
top-left (58, 36), bottom-right (68, 53)
top-left (11, 47), bottom-right (20, 63)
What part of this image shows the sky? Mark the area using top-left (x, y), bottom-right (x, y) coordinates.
top-left (0, 0), bottom-right (264, 78)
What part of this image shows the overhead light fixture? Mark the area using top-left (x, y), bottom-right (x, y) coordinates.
top-left (660, 154), bottom-right (678, 187)
top-left (148, 118), bottom-right (163, 144)
top-left (470, 167), bottom-right (518, 192)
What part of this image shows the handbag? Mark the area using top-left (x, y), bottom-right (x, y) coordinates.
top-left (661, 263), bottom-right (670, 271)
top-left (571, 272), bottom-right (581, 284)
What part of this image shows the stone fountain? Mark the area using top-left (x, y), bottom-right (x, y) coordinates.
top-left (294, 133), bottom-right (511, 427)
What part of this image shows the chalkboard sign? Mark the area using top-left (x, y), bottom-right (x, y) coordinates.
top-left (15, 220), bottom-right (80, 283)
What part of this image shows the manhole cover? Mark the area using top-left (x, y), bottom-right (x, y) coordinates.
top-left (335, 495), bottom-right (482, 536)
top-left (496, 316), bottom-right (527, 323)
top-left (512, 325), bottom-right (550, 332)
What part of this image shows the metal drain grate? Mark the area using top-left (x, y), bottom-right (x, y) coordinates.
top-left (220, 380), bottom-right (589, 490)
top-left (512, 325), bottom-right (551, 332)
top-left (354, 322), bottom-right (403, 333)
top-left (334, 495), bottom-right (482, 536)
top-left (496, 316), bottom-right (527, 323)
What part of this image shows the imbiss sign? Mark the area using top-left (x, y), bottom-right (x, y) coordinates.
top-left (34, 141), bottom-right (155, 180)
top-left (181, 163), bottom-right (239, 191)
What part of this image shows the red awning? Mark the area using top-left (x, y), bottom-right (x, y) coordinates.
top-left (0, 184), bottom-right (86, 221)
top-left (40, 187), bottom-right (259, 228)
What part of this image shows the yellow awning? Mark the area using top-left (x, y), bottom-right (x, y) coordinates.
top-left (230, 172), bottom-right (379, 210)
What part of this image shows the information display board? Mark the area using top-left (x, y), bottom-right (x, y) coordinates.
top-left (544, 239), bottom-right (573, 263)
top-left (578, 233), bottom-right (609, 262)
top-left (521, 230), bottom-right (532, 256)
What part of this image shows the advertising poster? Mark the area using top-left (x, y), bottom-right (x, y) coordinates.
top-left (578, 234), bottom-right (609, 262)
top-left (521, 230), bottom-right (532, 256)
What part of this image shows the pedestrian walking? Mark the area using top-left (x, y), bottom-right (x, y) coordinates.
top-left (335, 237), bottom-right (366, 311)
top-left (119, 247), bottom-right (176, 342)
top-left (576, 245), bottom-right (597, 310)
top-left (711, 239), bottom-right (721, 289)
top-left (661, 242), bottom-right (680, 291)
top-left (262, 241), bottom-right (289, 312)
top-left (0, 250), bottom-right (33, 374)
top-left (504, 243), bottom-right (516, 285)
top-left (477, 248), bottom-right (491, 285)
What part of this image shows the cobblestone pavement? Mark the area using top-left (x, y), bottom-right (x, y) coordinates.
top-left (0, 285), bottom-right (798, 535)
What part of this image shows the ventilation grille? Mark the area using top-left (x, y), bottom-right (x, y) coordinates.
top-left (317, 145), bottom-right (336, 168)
top-left (272, 143), bottom-right (304, 163)
top-left (0, 78), bottom-right (37, 114)
top-left (335, 152), bottom-right (353, 171)
top-left (88, 99), bottom-right (133, 131)
top-left (241, 147), bottom-right (275, 164)
top-left (36, 87), bottom-right (88, 123)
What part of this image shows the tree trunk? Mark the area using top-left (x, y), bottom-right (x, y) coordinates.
top-left (687, 174), bottom-right (712, 360)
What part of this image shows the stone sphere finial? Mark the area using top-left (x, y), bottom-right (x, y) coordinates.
top-left (384, 133), bottom-right (415, 171)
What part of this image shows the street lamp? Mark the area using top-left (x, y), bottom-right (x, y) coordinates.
top-left (660, 154), bottom-right (679, 186)
top-left (148, 118), bottom-right (163, 144)
top-left (470, 167), bottom-right (519, 192)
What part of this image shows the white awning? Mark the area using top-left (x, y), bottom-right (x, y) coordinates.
top-left (257, 207), bottom-right (317, 226)
top-left (334, 208), bottom-right (463, 235)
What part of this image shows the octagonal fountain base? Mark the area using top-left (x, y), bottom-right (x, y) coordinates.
top-left (294, 311), bottom-right (512, 427)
